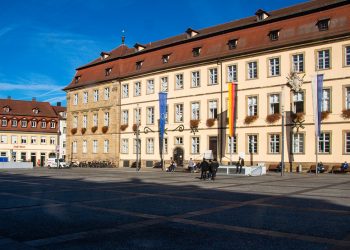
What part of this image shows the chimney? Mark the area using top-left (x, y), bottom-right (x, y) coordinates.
top-left (32, 97), bottom-right (36, 101)
top-left (7, 96), bottom-right (11, 99)
top-left (56, 102), bottom-right (61, 107)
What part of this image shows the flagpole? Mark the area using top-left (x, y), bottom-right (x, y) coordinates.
top-left (230, 136), bottom-right (233, 166)
top-left (316, 135), bottom-right (319, 176)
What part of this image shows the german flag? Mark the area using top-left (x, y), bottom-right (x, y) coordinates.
top-left (228, 83), bottom-right (237, 137)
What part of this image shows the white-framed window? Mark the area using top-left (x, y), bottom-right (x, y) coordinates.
top-left (227, 65), bottom-right (237, 82)
top-left (104, 112), bottom-right (109, 126)
top-left (209, 68), bottom-right (218, 85)
top-left (83, 115), bottom-right (87, 128)
top-left (41, 121), bottom-right (46, 128)
top-left (134, 108), bottom-right (141, 124)
top-left (227, 136), bottom-right (237, 154)
top-left (122, 110), bottom-right (128, 125)
top-left (146, 138), bottom-right (154, 154)
top-left (104, 87), bottom-right (110, 100)
top-left (104, 140), bottom-right (109, 153)
top-left (163, 138), bottom-right (168, 154)
top-left (73, 116), bottom-right (78, 128)
top-left (94, 89), bottom-right (99, 102)
top-left (191, 102), bottom-right (200, 120)
top-left (73, 93), bottom-right (78, 105)
top-left (321, 89), bottom-right (331, 112)
top-left (269, 57), bottom-right (280, 76)
top-left (345, 87), bottom-right (350, 110)
top-left (269, 94), bottom-right (280, 114)
top-left (292, 133), bottom-right (304, 154)
top-left (21, 120), bottom-right (27, 127)
top-left (292, 54), bottom-right (304, 72)
top-left (50, 137), bottom-right (55, 145)
top-left (30, 136), bottom-right (36, 144)
top-left (247, 61), bottom-right (258, 79)
top-left (133, 139), bottom-right (141, 154)
top-left (93, 140), bottom-right (98, 153)
top-left (293, 92), bottom-right (304, 113)
top-left (317, 49), bottom-right (330, 70)
top-left (175, 137), bottom-right (183, 145)
top-left (12, 120), bottom-right (17, 127)
top-left (73, 141), bottom-right (77, 153)
top-left (11, 135), bottom-right (17, 144)
top-left (50, 121), bottom-right (56, 129)
top-left (345, 46), bottom-right (350, 66)
top-left (1, 135), bottom-right (7, 144)
top-left (41, 137), bottom-right (46, 144)
top-left (146, 107), bottom-right (154, 124)
top-left (175, 104), bottom-right (183, 122)
top-left (319, 132), bottom-right (330, 154)
top-left (83, 91), bottom-right (88, 104)
top-left (160, 77), bottom-right (168, 92)
top-left (191, 137), bottom-right (200, 154)
top-left (1, 119), bottom-right (7, 127)
top-left (93, 114), bottom-right (98, 127)
top-left (248, 134), bottom-right (258, 154)
top-left (134, 82), bottom-right (141, 96)
top-left (146, 79), bottom-right (154, 94)
top-left (175, 74), bottom-right (184, 90)
top-left (21, 136), bottom-right (27, 144)
top-left (191, 71), bottom-right (200, 87)
top-left (83, 140), bottom-right (87, 153)
top-left (121, 139), bottom-right (129, 154)
top-left (269, 134), bottom-right (280, 154)
top-left (345, 132), bottom-right (350, 154)
top-left (208, 100), bottom-right (218, 119)
top-left (248, 96), bottom-right (258, 116)
top-left (122, 84), bottom-right (129, 98)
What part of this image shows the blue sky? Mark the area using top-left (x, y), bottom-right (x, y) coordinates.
top-left (0, 0), bottom-right (305, 106)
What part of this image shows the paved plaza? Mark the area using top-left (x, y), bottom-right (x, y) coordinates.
top-left (0, 168), bottom-right (349, 250)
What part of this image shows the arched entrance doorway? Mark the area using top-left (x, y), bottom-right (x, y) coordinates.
top-left (173, 147), bottom-right (184, 166)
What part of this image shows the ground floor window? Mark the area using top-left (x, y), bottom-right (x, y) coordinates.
top-left (227, 136), bottom-right (237, 154)
top-left (345, 132), bottom-right (350, 154)
top-left (146, 138), bottom-right (154, 154)
top-left (247, 134), bottom-right (258, 154)
top-left (191, 137), bottom-right (200, 154)
top-left (269, 134), bottom-right (280, 154)
top-left (318, 132), bottom-right (330, 154)
top-left (121, 139), bottom-right (129, 154)
top-left (292, 133), bottom-right (304, 154)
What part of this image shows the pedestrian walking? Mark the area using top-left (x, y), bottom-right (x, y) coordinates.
top-left (236, 156), bottom-right (244, 174)
top-left (188, 158), bottom-right (195, 172)
top-left (200, 158), bottom-right (209, 180)
top-left (210, 158), bottom-right (219, 180)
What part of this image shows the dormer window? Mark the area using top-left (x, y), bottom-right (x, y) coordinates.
top-left (100, 52), bottom-right (110, 60)
top-left (255, 9), bottom-right (269, 21)
top-left (136, 61), bottom-right (143, 70)
top-left (3, 106), bottom-right (10, 113)
top-left (162, 54), bottom-right (170, 63)
top-left (228, 39), bottom-right (238, 50)
top-left (75, 76), bottom-right (81, 83)
top-left (317, 18), bottom-right (330, 31)
top-left (33, 108), bottom-right (39, 115)
top-left (186, 28), bottom-right (199, 38)
top-left (134, 43), bottom-right (146, 52)
top-left (192, 47), bottom-right (201, 57)
top-left (105, 68), bottom-right (112, 76)
top-left (269, 30), bottom-right (280, 41)
top-left (1, 118), bottom-right (7, 127)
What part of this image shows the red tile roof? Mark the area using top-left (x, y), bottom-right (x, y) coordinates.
top-left (64, 0), bottom-right (350, 91)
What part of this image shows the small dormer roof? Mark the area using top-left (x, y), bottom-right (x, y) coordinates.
top-left (186, 28), bottom-right (199, 38)
top-left (134, 43), bottom-right (146, 52)
top-left (255, 9), bottom-right (270, 21)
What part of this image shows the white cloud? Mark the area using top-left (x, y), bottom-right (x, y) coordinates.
top-left (44, 96), bottom-right (66, 103)
top-left (0, 82), bottom-right (61, 91)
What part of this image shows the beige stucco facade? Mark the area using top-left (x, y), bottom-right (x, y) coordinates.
top-left (118, 38), bottom-right (350, 170)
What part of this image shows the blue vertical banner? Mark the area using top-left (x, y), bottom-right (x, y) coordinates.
top-left (159, 92), bottom-right (167, 142)
top-left (312, 74), bottom-right (323, 137)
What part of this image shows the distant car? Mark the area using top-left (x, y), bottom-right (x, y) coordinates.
top-left (47, 158), bottom-right (69, 169)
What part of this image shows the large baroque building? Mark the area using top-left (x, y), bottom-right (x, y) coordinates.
top-left (0, 98), bottom-right (67, 166)
top-left (64, 0), bottom-right (350, 171)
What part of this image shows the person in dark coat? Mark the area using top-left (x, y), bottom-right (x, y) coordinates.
top-left (236, 157), bottom-right (244, 174)
top-left (200, 158), bottom-right (210, 180)
top-left (210, 158), bottom-right (219, 180)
